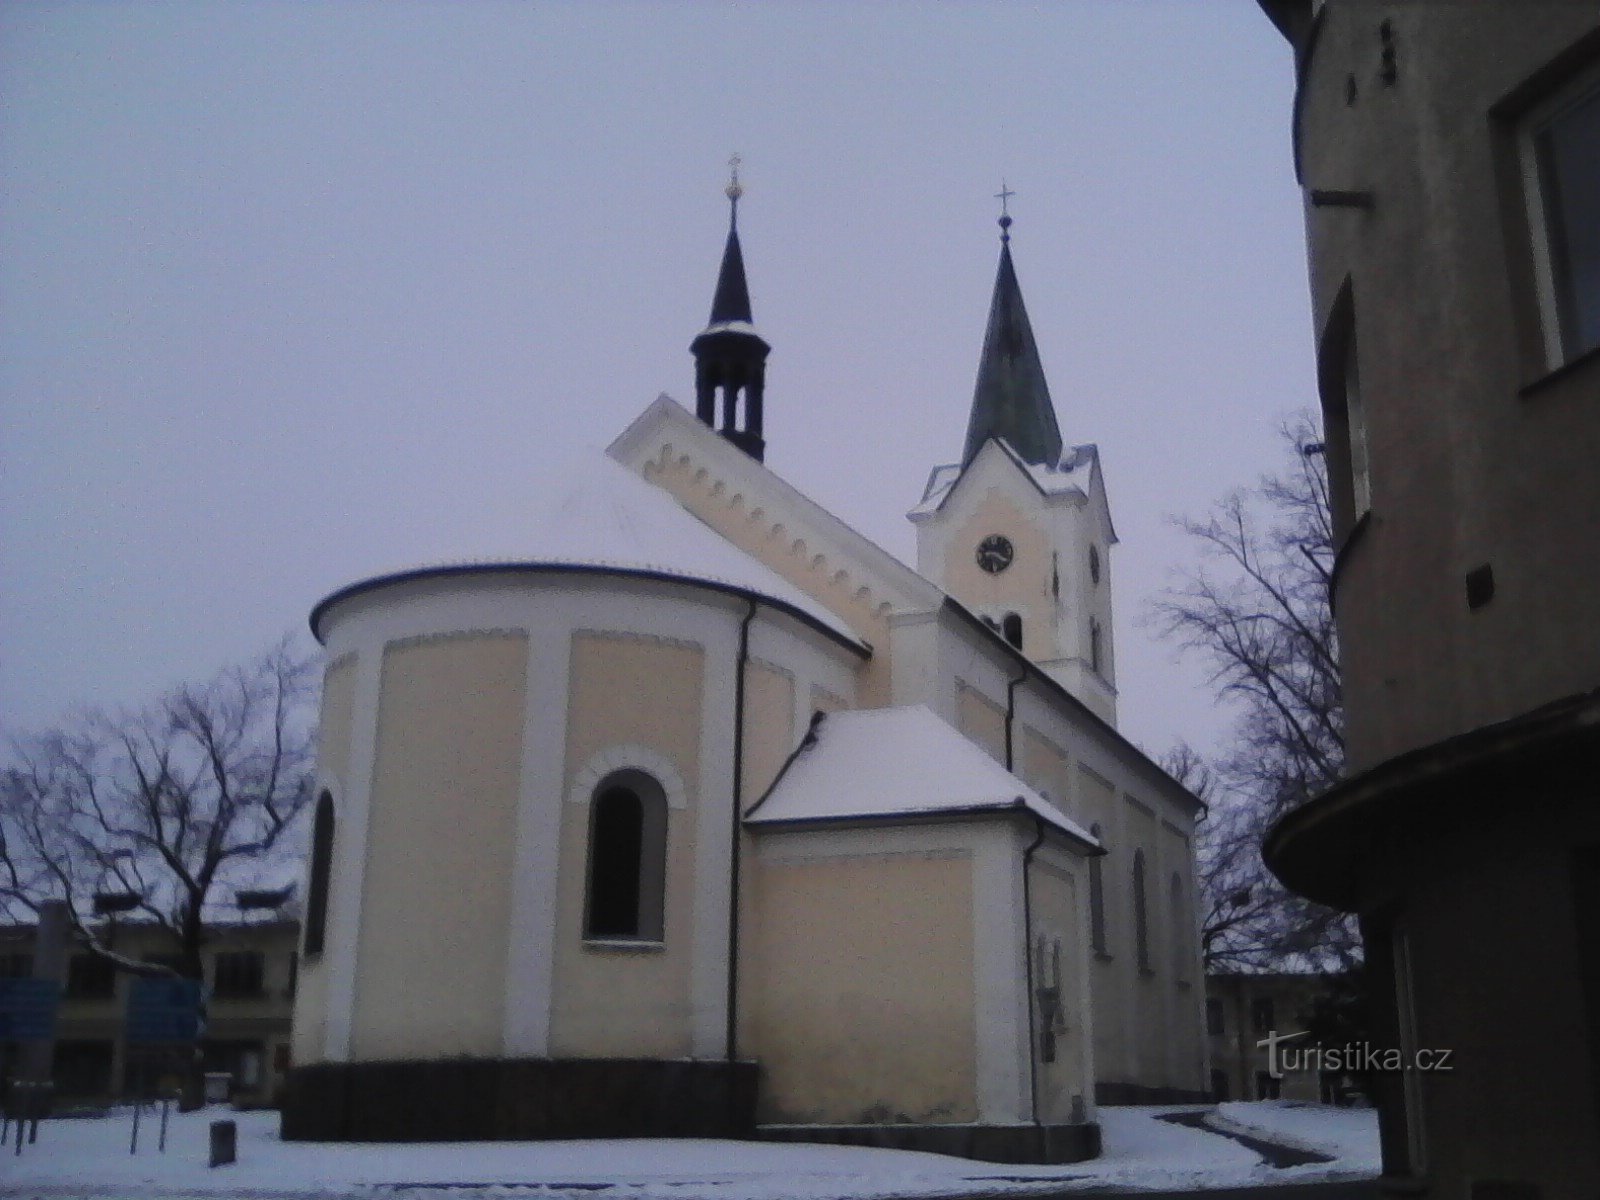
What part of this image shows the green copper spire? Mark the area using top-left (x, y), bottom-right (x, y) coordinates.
top-left (960, 208), bottom-right (1063, 469)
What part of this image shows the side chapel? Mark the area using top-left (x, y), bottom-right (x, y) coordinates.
top-left (285, 177), bottom-right (1207, 1163)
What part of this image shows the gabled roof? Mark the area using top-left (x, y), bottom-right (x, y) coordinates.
top-left (609, 395), bottom-right (945, 615)
top-left (311, 455), bottom-right (866, 653)
top-left (746, 704), bottom-right (1101, 850)
top-left (909, 438), bottom-right (1098, 519)
top-left (960, 240), bottom-right (1063, 470)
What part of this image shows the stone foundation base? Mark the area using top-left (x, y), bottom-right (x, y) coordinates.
top-left (280, 1057), bottom-right (758, 1142)
top-left (758, 1120), bottom-right (1101, 1164)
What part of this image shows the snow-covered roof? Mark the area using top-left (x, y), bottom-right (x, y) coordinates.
top-left (746, 705), bottom-right (1100, 848)
top-left (311, 455), bottom-right (866, 652)
top-left (908, 439), bottom-right (1098, 519)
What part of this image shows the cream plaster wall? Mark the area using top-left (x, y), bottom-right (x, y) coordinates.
top-left (349, 633), bottom-right (528, 1060)
top-left (956, 680), bottom-right (1008, 765)
top-left (1030, 855), bottom-right (1093, 1123)
top-left (749, 849), bottom-right (978, 1125)
top-left (943, 490), bottom-right (1056, 658)
top-left (1020, 725), bottom-right (1072, 808)
top-left (291, 655), bottom-right (356, 1066)
top-left (743, 662), bottom-right (797, 801)
top-left (549, 632), bottom-right (704, 1057)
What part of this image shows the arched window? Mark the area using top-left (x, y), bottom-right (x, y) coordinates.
top-left (1171, 872), bottom-right (1189, 983)
top-left (584, 770), bottom-right (667, 941)
top-left (1133, 848), bottom-right (1151, 973)
top-left (1089, 823), bottom-right (1107, 956)
top-left (304, 791), bottom-right (335, 957)
top-left (1002, 612), bottom-right (1023, 651)
top-left (1090, 619), bottom-right (1104, 675)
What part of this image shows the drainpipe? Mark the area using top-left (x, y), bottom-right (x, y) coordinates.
top-left (1022, 815), bottom-right (1047, 1133)
top-left (725, 598), bottom-right (759, 1063)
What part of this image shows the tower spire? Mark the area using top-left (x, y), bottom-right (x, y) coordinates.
top-left (959, 198), bottom-right (1063, 469)
top-left (691, 156), bottom-right (771, 461)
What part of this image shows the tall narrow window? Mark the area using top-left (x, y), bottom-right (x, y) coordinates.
top-left (1171, 872), bottom-right (1189, 983)
top-left (1345, 333), bottom-right (1371, 517)
top-left (1394, 923), bottom-right (1428, 1172)
top-left (1089, 823), bottom-right (1108, 956)
top-left (1089, 619), bottom-right (1103, 675)
top-left (1002, 612), bottom-right (1023, 651)
top-left (584, 770), bottom-right (667, 942)
top-left (304, 791), bottom-right (334, 957)
top-left (1526, 79), bottom-right (1600, 365)
top-left (1133, 849), bottom-right (1150, 972)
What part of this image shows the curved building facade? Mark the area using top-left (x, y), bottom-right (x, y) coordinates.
top-left (1259, 4), bottom-right (1600, 1195)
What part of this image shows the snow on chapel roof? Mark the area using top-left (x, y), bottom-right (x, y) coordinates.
top-left (747, 705), bottom-right (1100, 848)
top-left (310, 454), bottom-right (864, 651)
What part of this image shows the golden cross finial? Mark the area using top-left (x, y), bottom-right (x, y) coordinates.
top-left (726, 153), bottom-right (744, 202)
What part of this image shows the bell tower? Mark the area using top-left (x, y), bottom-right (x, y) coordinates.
top-left (690, 157), bottom-right (771, 462)
top-left (909, 198), bottom-right (1120, 725)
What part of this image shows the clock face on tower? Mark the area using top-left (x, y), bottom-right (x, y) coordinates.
top-left (976, 534), bottom-right (1014, 574)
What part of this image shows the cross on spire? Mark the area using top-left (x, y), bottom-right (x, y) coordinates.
top-left (726, 153), bottom-right (743, 227)
top-left (995, 181), bottom-right (1016, 242)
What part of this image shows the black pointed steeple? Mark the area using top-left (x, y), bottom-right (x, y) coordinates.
top-left (960, 210), bottom-right (1063, 470)
top-left (691, 157), bottom-right (771, 462)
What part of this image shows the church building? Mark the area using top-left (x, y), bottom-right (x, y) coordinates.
top-left (284, 179), bottom-right (1207, 1163)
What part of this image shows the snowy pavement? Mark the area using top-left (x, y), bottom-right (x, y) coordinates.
top-left (2, 1102), bottom-right (1378, 1199)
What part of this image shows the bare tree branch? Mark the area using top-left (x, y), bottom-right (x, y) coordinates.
top-left (1154, 416), bottom-right (1359, 973)
top-left (0, 637), bottom-right (317, 979)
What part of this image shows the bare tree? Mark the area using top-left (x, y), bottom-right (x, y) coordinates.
top-left (0, 639), bottom-right (316, 980)
top-left (1156, 417), bottom-right (1359, 972)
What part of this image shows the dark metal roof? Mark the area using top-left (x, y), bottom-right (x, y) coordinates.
top-left (960, 241), bottom-right (1064, 470)
top-left (708, 226), bottom-right (754, 326)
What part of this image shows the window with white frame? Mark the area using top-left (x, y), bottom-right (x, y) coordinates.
top-left (1524, 75), bottom-right (1600, 367)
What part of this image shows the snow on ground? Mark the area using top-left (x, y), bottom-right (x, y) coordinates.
top-left (1215, 1099), bottom-right (1382, 1174)
top-left (3, 1103), bottom-right (1378, 1199)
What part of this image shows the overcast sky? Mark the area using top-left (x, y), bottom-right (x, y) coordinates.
top-left (1, 2), bottom-right (1311, 763)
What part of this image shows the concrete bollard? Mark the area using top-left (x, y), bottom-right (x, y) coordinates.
top-left (208, 1119), bottom-right (236, 1168)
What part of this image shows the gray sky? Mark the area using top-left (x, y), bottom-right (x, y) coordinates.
top-left (1, 1), bottom-right (1312, 763)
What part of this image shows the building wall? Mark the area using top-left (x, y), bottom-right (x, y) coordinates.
top-left (748, 844), bottom-right (979, 1124)
top-left (349, 633), bottom-right (527, 1060)
top-left (1263, 5), bottom-right (1600, 1193)
top-left (912, 443), bottom-right (1117, 725)
top-left (290, 653), bottom-right (355, 1066)
top-left (297, 569), bottom-right (861, 1073)
top-left (548, 632), bottom-right (702, 1058)
top-left (1028, 852), bottom-right (1094, 1123)
top-left (2, 920), bottom-right (298, 1105)
top-left (1205, 973), bottom-right (1334, 1105)
top-left (1298, 3), bottom-right (1600, 771)
top-left (918, 607), bottom-right (1207, 1102)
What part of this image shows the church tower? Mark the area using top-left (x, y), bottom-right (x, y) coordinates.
top-left (908, 206), bottom-right (1120, 725)
top-left (690, 160), bottom-right (771, 462)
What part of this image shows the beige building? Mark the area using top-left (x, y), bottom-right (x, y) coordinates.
top-left (1257, 3), bottom-right (1600, 1196)
top-left (1205, 972), bottom-right (1345, 1105)
top-left (0, 917), bottom-right (297, 1106)
top-left (285, 197), bottom-right (1207, 1162)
